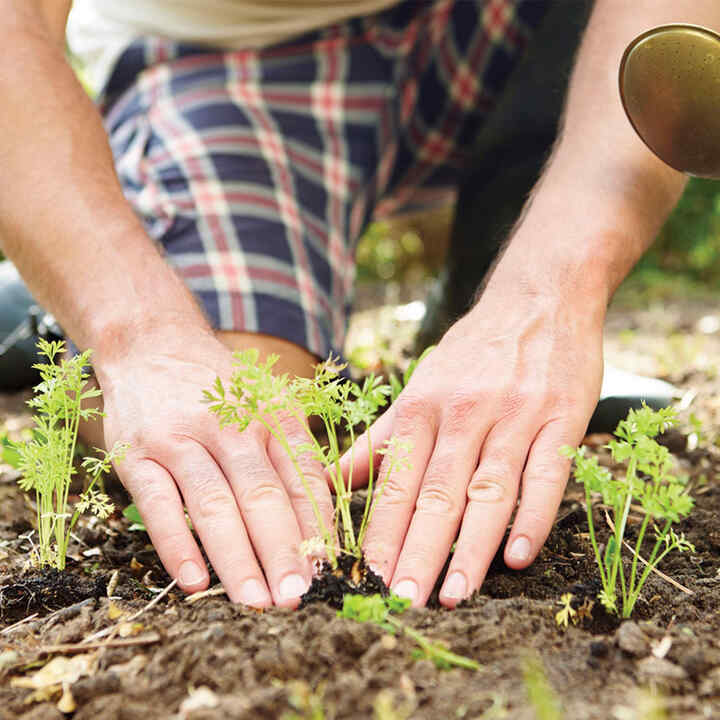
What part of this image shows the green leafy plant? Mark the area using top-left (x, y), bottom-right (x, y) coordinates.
top-left (339, 593), bottom-right (479, 671)
top-left (122, 503), bottom-right (147, 532)
top-left (205, 350), bottom-right (411, 566)
top-left (561, 404), bottom-right (695, 618)
top-left (13, 339), bottom-right (126, 569)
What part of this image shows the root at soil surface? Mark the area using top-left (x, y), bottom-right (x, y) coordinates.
top-left (0, 567), bottom-right (106, 623)
top-left (300, 553), bottom-right (388, 609)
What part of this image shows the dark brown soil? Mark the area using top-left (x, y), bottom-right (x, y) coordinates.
top-left (3, 300), bottom-right (720, 719)
top-left (300, 554), bottom-right (389, 610)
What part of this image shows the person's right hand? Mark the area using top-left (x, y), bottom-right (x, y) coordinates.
top-left (93, 324), bottom-right (334, 608)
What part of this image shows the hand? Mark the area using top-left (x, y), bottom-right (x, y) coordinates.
top-left (94, 325), bottom-right (334, 607)
top-left (349, 269), bottom-right (604, 607)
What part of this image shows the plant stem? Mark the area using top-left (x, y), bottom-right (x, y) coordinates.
top-left (583, 484), bottom-right (608, 592)
top-left (321, 414), bottom-right (355, 553)
top-left (262, 411), bottom-right (337, 567)
top-left (608, 456), bottom-right (636, 607)
top-left (626, 520), bottom-right (672, 616)
top-left (387, 617), bottom-right (479, 671)
top-left (357, 428), bottom-right (374, 548)
top-left (626, 512), bottom-right (651, 611)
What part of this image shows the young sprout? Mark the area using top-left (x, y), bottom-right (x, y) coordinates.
top-left (338, 593), bottom-right (479, 671)
top-left (14, 339), bottom-right (126, 569)
top-left (205, 350), bottom-right (411, 567)
top-left (561, 404), bottom-right (695, 618)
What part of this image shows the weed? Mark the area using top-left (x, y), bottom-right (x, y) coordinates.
top-left (338, 593), bottom-right (479, 671)
top-left (522, 655), bottom-right (563, 720)
top-left (11, 340), bottom-right (126, 569)
top-left (561, 404), bottom-right (694, 618)
top-left (554, 594), bottom-right (577, 629)
top-left (282, 681), bottom-right (327, 720)
top-left (205, 350), bottom-right (411, 565)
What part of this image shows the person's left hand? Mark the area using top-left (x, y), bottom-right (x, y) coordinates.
top-left (345, 258), bottom-right (604, 607)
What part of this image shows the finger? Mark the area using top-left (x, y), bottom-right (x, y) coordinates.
top-left (121, 458), bottom-right (209, 594)
top-left (439, 419), bottom-right (535, 608)
top-left (389, 425), bottom-right (485, 607)
top-left (212, 428), bottom-right (313, 608)
top-left (267, 430), bottom-right (335, 544)
top-left (338, 405), bottom-right (396, 490)
top-left (360, 395), bottom-right (438, 584)
top-left (169, 440), bottom-right (274, 608)
top-left (504, 420), bottom-right (579, 570)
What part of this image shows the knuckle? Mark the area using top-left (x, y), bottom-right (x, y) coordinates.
top-left (467, 468), bottom-right (511, 505)
top-left (394, 392), bottom-right (433, 427)
top-left (286, 475), bottom-right (325, 506)
top-left (443, 391), bottom-right (480, 434)
top-left (524, 464), bottom-right (566, 489)
top-left (238, 480), bottom-right (287, 509)
top-left (415, 483), bottom-right (458, 516)
top-left (376, 472), bottom-right (414, 509)
top-left (191, 480), bottom-right (236, 520)
top-left (134, 481), bottom-right (175, 511)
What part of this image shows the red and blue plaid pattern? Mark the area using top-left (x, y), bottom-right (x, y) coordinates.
top-left (102, 0), bottom-right (547, 359)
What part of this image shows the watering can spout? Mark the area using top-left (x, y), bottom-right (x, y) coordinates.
top-left (620, 24), bottom-right (720, 179)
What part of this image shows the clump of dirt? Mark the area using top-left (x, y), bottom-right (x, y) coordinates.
top-left (300, 553), bottom-right (388, 609)
top-left (0, 567), bottom-right (106, 623)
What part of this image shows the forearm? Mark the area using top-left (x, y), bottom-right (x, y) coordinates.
top-left (495, 0), bottom-right (720, 307)
top-left (0, 6), bottom-right (210, 367)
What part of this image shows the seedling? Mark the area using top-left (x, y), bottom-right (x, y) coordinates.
top-left (122, 504), bottom-right (147, 532)
top-left (561, 404), bottom-right (694, 618)
top-left (13, 339), bottom-right (126, 570)
top-left (554, 594), bottom-right (577, 629)
top-left (522, 655), bottom-right (563, 720)
top-left (339, 593), bottom-right (480, 671)
top-left (205, 350), bottom-right (411, 566)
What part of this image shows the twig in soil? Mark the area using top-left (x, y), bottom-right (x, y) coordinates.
top-left (81, 578), bottom-right (177, 644)
top-left (604, 511), bottom-right (693, 596)
top-left (41, 598), bottom-right (95, 631)
top-left (0, 613), bottom-right (38, 636)
top-left (40, 632), bottom-right (161, 654)
top-left (185, 585), bottom-right (227, 604)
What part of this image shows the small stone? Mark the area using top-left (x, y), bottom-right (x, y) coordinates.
top-left (0, 650), bottom-right (19, 670)
top-left (637, 656), bottom-right (688, 683)
top-left (616, 621), bottom-right (650, 657)
top-left (678, 648), bottom-right (720, 679)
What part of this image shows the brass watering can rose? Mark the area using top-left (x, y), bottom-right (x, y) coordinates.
top-left (619, 24), bottom-right (720, 178)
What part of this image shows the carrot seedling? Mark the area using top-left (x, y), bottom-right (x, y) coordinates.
top-left (561, 404), bottom-right (694, 618)
top-left (339, 593), bottom-right (479, 671)
top-left (205, 350), bottom-right (410, 566)
top-left (14, 339), bottom-right (126, 570)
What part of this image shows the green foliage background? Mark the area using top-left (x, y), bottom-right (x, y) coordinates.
top-left (636, 178), bottom-right (720, 284)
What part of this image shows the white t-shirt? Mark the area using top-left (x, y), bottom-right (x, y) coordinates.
top-left (67, 0), bottom-right (400, 93)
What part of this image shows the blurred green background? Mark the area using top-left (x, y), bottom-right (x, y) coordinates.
top-left (355, 178), bottom-right (720, 306)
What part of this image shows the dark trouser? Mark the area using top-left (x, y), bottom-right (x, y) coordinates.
top-left (418, 0), bottom-right (594, 347)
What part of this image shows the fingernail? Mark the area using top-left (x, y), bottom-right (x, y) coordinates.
top-left (443, 572), bottom-right (467, 600)
top-left (178, 560), bottom-right (205, 587)
top-left (279, 573), bottom-right (308, 601)
top-left (238, 578), bottom-right (269, 607)
top-left (393, 579), bottom-right (418, 602)
top-left (508, 536), bottom-right (531, 563)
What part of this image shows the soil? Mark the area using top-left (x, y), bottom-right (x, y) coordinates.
top-left (3, 298), bottom-right (720, 719)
